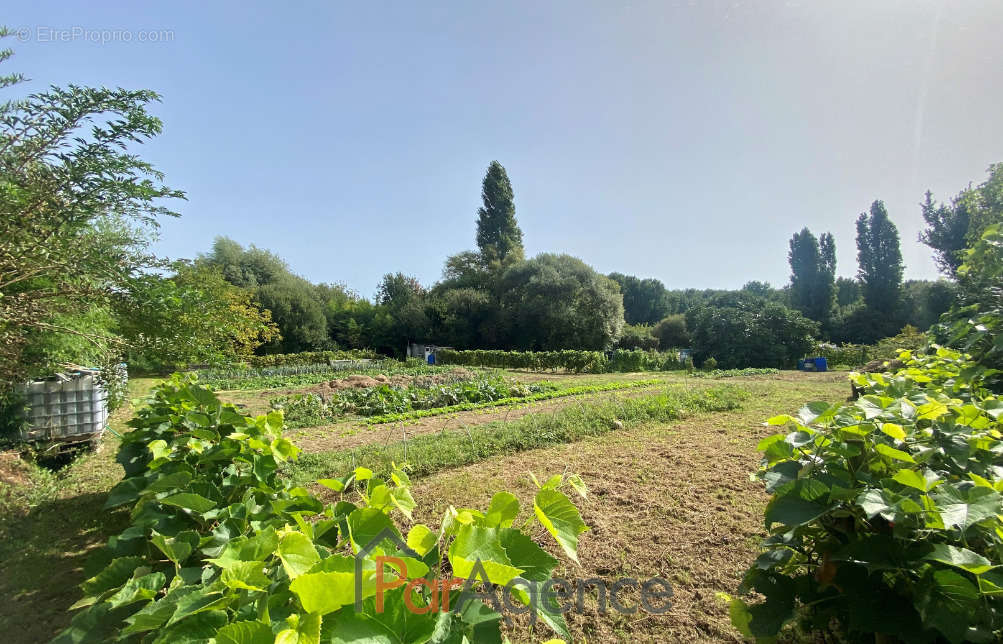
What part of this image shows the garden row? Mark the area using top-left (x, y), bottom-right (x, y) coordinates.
top-left (730, 347), bottom-right (1003, 642)
top-left (194, 358), bottom-right (436, 391)
top-left (436, 348), bottom-right (689, 373)
top-left (273, 377), bottom-right (665, 428)
top-left (270, 374), bottom-right (558, 427)
top-left (55, 375), bottom-right (591, 643)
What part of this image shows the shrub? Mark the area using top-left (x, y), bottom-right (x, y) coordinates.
top-left (729, 348), bottom-right (1003, 642)
top-left (653, 314), bottom-right (690, 349)
top-left (55, 375), bottom-right (590, 643)
top-left (703, 356), bottom-right (717, 370)
top-left (246, 349), bottom-right (379, 368)
top-left (617, 324), bottom-right (660, 351)
top-left (686, 295), bottom-right (817, 369)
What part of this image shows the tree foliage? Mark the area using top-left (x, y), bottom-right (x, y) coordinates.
top-left (0, 33), bottom-right (185, 382)
top-left (606, 273), bottom-right (671, 325)
top-left (498, 254), bottom-right (624, 350)
top-left (788, 228), bottom-right (836, 325)
top-left (475, 161), bottom-right (524, 265)
top-left (855, 200), bottom-right (904, 316)
top-left (685, 294), bottom-right (817, 369)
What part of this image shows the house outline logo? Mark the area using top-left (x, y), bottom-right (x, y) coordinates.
top-left (353, 526), bottom-right (421, 612)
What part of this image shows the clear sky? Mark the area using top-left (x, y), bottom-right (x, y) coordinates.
top-left (6, 1), bottom-right (1001, 297)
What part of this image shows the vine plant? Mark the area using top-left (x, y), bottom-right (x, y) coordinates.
top-left (54, 374), bottom-right (589, 643)
top-left (728, 348), bottom-right (1003, 643)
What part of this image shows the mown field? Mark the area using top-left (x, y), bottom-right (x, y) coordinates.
top-left (0, 364), bottom-right (845, 643)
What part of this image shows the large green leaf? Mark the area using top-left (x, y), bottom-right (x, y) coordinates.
top-left (915, 569), bottom-right (980, 644)
top-left (923, 544), bottom-right (995, 575)
top-left (80, 556), bottom-right (145, 595)
top-left (288, 555), bottom-right (360, 615)
top-left (498, 528), bottom-right (558, 582)
top-left (209, 527), bottom-right (279, 568)
top-left (221, 561), bottom-right (272, 592)
top-left (278, 531), bottom-right (321, 579)
top-left (152, 530), bottom-right (199, 565)
top-left (764, 479), bottom-right (830, 528)
top-left (215, 621), bottom-right (274, 644)
top-left (533, 489), bottom-right (588, 563)
top-left (106, 572), bottom-right (166, 609)
top-left (161, 492), bottom-right (217, 514)
top-left (482, 492), bottom-right (519, 528)
top-left (448, 525), bottom-right (523, 587)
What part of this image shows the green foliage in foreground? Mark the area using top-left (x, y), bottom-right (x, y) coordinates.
top-left (729, 348), bottom-right (1003, 643)
top-left (55, 375), bottom-right (590, 643)
top-left (288, 385), bottom-right (747, 486)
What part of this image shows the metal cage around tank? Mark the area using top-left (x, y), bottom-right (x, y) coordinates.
top-left (18, 369), bottom-right (113, 444)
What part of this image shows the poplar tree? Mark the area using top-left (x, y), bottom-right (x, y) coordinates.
top-left (476, 161), bottom-right (524, 265)
top-left (856, 200), bottom-right (904, 315)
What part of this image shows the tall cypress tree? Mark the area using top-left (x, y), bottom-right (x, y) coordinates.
top-left (788, 228), bottom-right (836, 325)
top-left (856, 200), bottom-right (904, 315)
top-left (476, 161), bottom-right (524, 265)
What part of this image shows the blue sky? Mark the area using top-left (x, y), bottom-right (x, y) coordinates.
top-left (6, 1), bottom-right (1001, 298)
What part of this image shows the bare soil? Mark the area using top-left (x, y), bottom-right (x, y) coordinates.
top-left (393, 372), bottom-right (846, 643)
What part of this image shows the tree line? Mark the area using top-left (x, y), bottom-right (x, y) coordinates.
top-left (2, 26), bottom-right (1000, 385)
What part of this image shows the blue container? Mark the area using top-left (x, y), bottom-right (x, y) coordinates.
top-left (813, 357), bottom-right (828, 372)
top-left (427, 354), bottom-right (435, 365)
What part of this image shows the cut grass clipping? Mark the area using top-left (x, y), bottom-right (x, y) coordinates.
top-left (364, 378), bottom-right (663, 424)
top-left (285, 384), bottom-right (747, 485)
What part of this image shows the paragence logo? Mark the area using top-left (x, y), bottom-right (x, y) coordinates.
top-left (355, 528), bottom-right (673, 624)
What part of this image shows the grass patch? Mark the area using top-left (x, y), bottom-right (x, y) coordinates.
top-left (285, 384), bottom-right (747, 485)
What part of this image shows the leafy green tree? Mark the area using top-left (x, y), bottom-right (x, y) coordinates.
top-left (835, 277), bottom-right (861, 307)
top-left (117, 263), bottom-right (279, 369)
top-left (607, 273), bottom-right (671, 325)
top-left (475, 161), bottom-right (524, 265)
top-left (652, 314), bottom-right (690, 348)
top-left (856, 200), bottom-right (904, 316)
top-left (901, 279), bottom-right (956, 330)
top-left (616, 323), bottom-right (659, 350)
top-left (255, 281), bottom-right (329, 353)
top-left (921, 163), bottom-right (1003, 277)
top-left (376, 272), bottom-right (429, 352)
top-left (499, 254), bottom-right (624, 350)
top-left (788, 228), bottom-right (836, 326)
top-left (200, 237), bottom-right (292, 288)
top-left (685, 293), bottom-right (817, 368)
top-left (0, 32), bottom-right (184, 382)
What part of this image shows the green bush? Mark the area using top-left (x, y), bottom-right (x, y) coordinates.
top-left (246, 349), bottom-right (379, 368)
top-left (729, 348), bottom-right (1003, 642)
top-left (617, 324), bottom-right (660, 351)
top-left (703, 356), bottom-right (717, 370)
top-left (55, 374), bottom-right (590, 643)
top-left (436, 349), bottom-right (607, 373)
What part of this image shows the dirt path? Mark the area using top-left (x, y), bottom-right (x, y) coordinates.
top-left (400, 373), bottom-right (845, 643)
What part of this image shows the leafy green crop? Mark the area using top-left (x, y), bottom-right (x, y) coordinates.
top-left (194, 359), bottom-right (437, 391)
top-left (689, 368), bottom-right (780, 379)
top-left (55, 374), bottom-right (589, 643)
top-left (728, 348), bottom-right (1003, 643)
